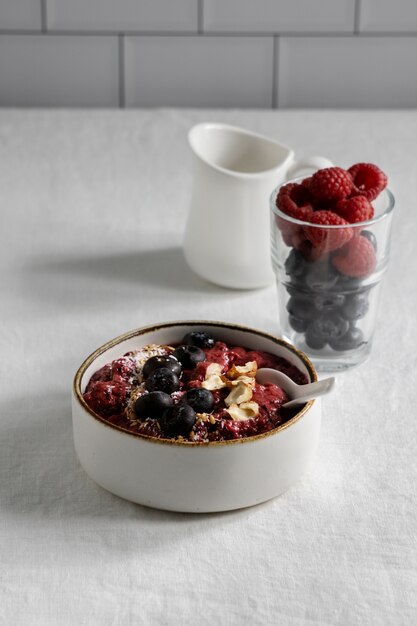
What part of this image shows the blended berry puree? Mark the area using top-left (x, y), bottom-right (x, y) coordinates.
top-left (83, 339), bottom-right (308, 443)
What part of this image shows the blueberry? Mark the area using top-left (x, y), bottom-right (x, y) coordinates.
top-left (305, 325), bottom-right (327, 350)
top-left (289, 314), bottom-right (309, 333)
top-left (286, 296), bottom-right (317, 321)
top-left (341, 292), bottom-right (369, 321)
top-left (183, 388), bottom-right (215, 413)
top-left (173, 345), bottom-right (206, 369)
top-left (334, 273), bottom-right (363, 292)
top-left (182, 331), bottom-right (215, 349)
top-left (330, 326), bottom-right (365, 351)
top-left (134, 391), bottom-right (173, 419)
top-left (297, 239), bottom-right (321, 263)
top-left (313, 292), bottom-right (345, 311)
top-left (309, 313), bottom-right (350, 342)
top-left (285, 283), bottom-right (304, 297)
top-left (285, 249), bottom-right (307, 279)
top-left (304, 262), bottom-right (338, 292)
top-left (361, 230), bottom-right (377, 251)
top-left (159, 404), bottom-right (196, 438)
top-left (142, 354), bottom-right (182, 379)
top-left (144, 368), bottom-right (180, 394)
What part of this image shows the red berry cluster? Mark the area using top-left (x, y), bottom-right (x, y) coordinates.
top-left (276, 163), bottom-right (387, 278)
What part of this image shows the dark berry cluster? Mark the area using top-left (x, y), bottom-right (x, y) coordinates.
top-left (284, 247), bottom-right (373, 352)
top-left (135, 331), bottom-right (216, 438)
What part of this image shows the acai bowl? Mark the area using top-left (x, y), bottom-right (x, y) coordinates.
top-left (72, 321), bottom-right (321, 512)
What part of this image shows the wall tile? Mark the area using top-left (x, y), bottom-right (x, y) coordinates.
top-left (359, 0), bottom-right (417, 32)
top-left (0, 35), bottom-right (119, 107)
top-left (0, 0), bottom-right (41, 30)
top-left (47, 0), bottom-right (197, 32)
top-left (203, 0), bottom-right (354, 33)
top-left (277, 36), bottom-right (417, 108)
top-left (125, 36), bottom-right (273, 107)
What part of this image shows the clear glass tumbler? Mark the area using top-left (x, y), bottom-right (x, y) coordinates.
top-left (270, 179), bottom-right (395, 371)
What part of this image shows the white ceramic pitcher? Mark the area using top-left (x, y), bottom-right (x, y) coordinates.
top-left (184, 123), bottom-right (332, 289)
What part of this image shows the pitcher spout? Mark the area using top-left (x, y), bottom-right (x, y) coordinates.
top-left (188, 122), bottom-right (294, 178)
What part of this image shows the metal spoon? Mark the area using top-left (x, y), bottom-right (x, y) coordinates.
top-left (256, 368), bottom-right (335, 408)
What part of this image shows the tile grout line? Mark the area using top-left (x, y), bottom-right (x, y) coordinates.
top-left (198, 0), bottom-right (204, 34)
top-left (0, 29), bottom-right (416, 38)
top-left (354, 0), bottom-right (361, 34)
top-left (40, 0), bottom-right (47, 32)
top-left (118, 34), bottom-right (125, 108)
top-left (272, 36), bottom-right (278, 109)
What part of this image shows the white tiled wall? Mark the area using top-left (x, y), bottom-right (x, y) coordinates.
top-left (0, 34), bottom-right (119, 107)
top-left (125, 36), bottom-right (273, 107)
top-left (277, 37), bottom-right (417, 108)
top-left (0, 0), bottom-right (416, 108)
top-left (203, 0), bottom-right (355, 33)
top-left (359, 0), bottom-right (417, 32)
top-left (0, 0), bottom-right (41, 30)
top-left (47, 0), bottom-right (197, 33)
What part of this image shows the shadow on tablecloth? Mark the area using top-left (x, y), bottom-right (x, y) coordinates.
top-left (24, 246), bottom-right (230, 294)
top-left (0, 389), bottom-right (266, 543)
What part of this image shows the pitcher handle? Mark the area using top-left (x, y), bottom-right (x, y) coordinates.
top-left (286, 155), bottom-right (334, 180)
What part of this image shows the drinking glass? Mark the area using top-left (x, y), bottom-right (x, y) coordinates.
top-left (270, 179), bottom-right (395, 371)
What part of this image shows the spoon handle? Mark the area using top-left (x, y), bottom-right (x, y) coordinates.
top-left (292, 377), bottom-right (335, 399)
top-left (283, 376), bottom-right (335, 408)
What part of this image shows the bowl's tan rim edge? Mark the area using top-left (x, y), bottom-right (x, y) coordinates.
top-left (73, 320), bottom-right (318, 448)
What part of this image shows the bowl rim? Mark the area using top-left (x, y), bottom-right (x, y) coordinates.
top-left (73, 320), bottom-right (318, 447)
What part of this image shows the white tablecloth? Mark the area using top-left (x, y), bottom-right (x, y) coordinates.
top-left (1, 108), bottom-right (416, 625)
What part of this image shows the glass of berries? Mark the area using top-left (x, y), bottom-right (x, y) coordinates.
top-left (270, 163), bottom-right (395, 370)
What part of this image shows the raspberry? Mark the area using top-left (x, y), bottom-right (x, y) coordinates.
top-left (83, 380), bottom-right (131, 417)
top-left (275, 216), bottom-right (301, 246)
top-left (335, 195), bottom-right (374, 223)
top-left (275, 215), bottom-right (303, 247)
top-left (304, 210), bottom-right (353, 252)
top-left (111, 357), bottom-right (137, 383)
top-left (348, 163), bottom-right (387, 201)
top-left (332, 235), bottom-right (376, 278)
top-left (292, 231), bottom-right (325, 261)
top-left (276, 182), bottom-right (313, 221)
top-left (309, 167), bottom-right (353, 203)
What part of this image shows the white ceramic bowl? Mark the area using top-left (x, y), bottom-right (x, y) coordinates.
top-left (72, 321), bottom-right (321, 513)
